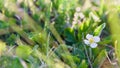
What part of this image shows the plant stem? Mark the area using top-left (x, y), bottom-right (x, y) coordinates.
top-left (89, 48), bottom-right (92, 60)
top-left (83, 44), bottom-right (93, 68)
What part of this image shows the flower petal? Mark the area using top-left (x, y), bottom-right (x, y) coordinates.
top-left (90, 43), bottom-right (98, 48)
top-left (76, 7), bottom-right (81, 12)
top-left (93, 36), bottom-right (100, 42)
top-left (86, 34), bottom-right (93, 40)
top-left (84, 40), bottom-right (90, 45)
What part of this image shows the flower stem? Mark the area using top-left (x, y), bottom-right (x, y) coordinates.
top-left (83, 45), bottom-right (93, 68)
top-left (89, 48), bottom-right (92, 60)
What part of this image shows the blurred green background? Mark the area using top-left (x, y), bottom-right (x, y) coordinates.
top-left (0, 0), bottom-right (120, 68)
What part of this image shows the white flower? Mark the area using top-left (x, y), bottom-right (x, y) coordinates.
top-left (78, 13), bottom-right (85, 19)
top-left (76, 7), bottom-right (81, 12)
top-left (84, 34), bottom-right (100, 48)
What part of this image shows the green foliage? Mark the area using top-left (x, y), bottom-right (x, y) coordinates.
top-left (64, 28), bottom-right (76, 43)
top-left (0, 21), bottom-right (9, 29)
top-left (6, 34), bottom-right (17, 45)
top-left (0, 56), bottom-right (23, 68)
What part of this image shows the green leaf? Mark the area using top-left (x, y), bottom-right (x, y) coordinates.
top-left (94, 23), bottom-right (106, 36)
top-left (78, 19), bottom-right (91, 41)
top-left (16, 45), bottom-right (32, 59)
top-left (93, 50), bottom-right (106, 68)
top-left (78, 60), bottom-right (88, 68)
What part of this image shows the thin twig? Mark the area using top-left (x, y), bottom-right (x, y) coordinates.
top-left (7, 45), bottom-right (16, 53)
top-left (105, 51), bottom-right (117, 65)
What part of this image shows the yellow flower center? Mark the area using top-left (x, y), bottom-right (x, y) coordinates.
top-left (89, 38), bottom-right (94, 43)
